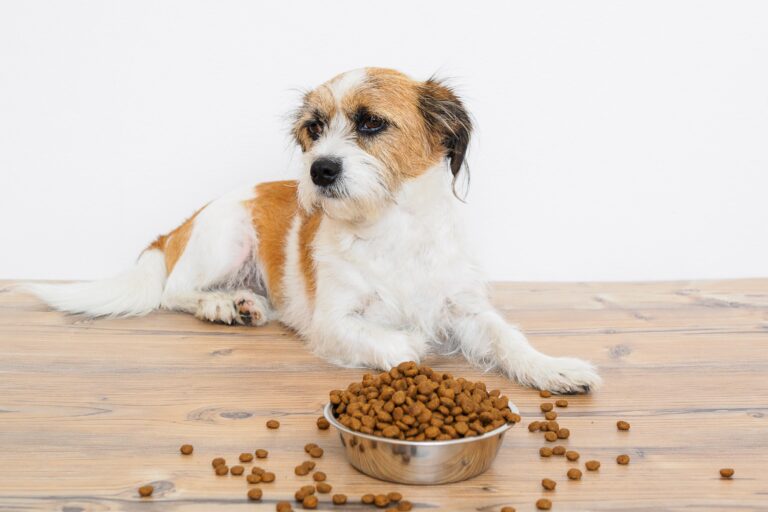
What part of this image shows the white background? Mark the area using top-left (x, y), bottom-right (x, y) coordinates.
top-left (1, 1), bottom-right (766, 281)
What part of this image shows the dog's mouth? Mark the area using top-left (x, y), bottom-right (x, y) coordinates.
top-left (318, 183), bottom-right (347, 199)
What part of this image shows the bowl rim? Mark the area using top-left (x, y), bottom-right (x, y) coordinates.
top-left (323, 401), bottom-right (518, 447)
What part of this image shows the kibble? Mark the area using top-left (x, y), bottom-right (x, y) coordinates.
top-left (309, 446), bottom-right (324, 458)
top-left (316, 482), bottom-right (332, 493)
top-left (252, 466), bottom-right (265, 475)
top-left (295, 486), bottom-right (315, 501)
top-left (501, 508), bottom-right (516, 512)
top-left (544, 431), bottom-right (558, 442)
top-left (247, 474), bottom-right (261, 484)
top-left (617, 454), bottom-right (630, 465)
top-left (302, 495), bottom-right (318, 509)
top-left (255, 449), bottom-right (269, 458)
top-left (333, 494), bottom-right (348, 505)
top-left (555, 399), bottom-right (568, 408)
top-left (138, 485), bottom-right (154, 497)
top-left (211, 457), bottom-right (225, 468)
top-left (566, 450), bottom-right (580, 461)
top-left (330, 361), bottom-right (519, 440)
top-left (387, 492), bottom-right (402, 502)
top-left (617, 420), bottom-right (630, 431)
top-left (567, 468), bottom-right (582, 480)
top-left (248, 488), bottom-right (263, 501)
top-left (295, 464), bottom-right (310, 476)
top-left (230, 465), bottom-right (244, 476)
top-left (552, 445), bottom-right (566, 456)
top-left (180, 444), bottom-right (193, 455)
top-left (304, 443), bottom-right (317, 453)
top-left (397, 501), bottom-right (413, 511)
top-left (277, 501), bottom-right (293, 512)
top-left (312, 471), bottom-right (327, 482)
top-left (540, 390), bottom-right (552, 398)
top-left (585, 460), bottom-right (601, 471)
top-left (267, 419), bottom-right (280, 429)
top-left (215, 465), bottom-right (229, 475)
top-left (541, 402), bottom-right (554, 412)
top-left (302, 460), bottom-right (316, 470)
top-left (261, 471), bottom-right (276, 483)
top-left (317, 416), bottom-right (330, 430)
top-left (542, 478), bottom-right (556, 491)
top-left (540, 447), bottom-right (553, 457)
top-left (544, 411), bottom-right (558, 420)
top-left (529, 421), bottom-right (542, 432)
top-left (536, 498), bottom-right (552, 510)
top-left (557, 428), bottom-right (570, 439)
top-left (720, 468), bottom-right (734, 478)
top-left (239, 452), bottom-right (253, 463)
top-left (362, 494), bottom-right (376, 504)
top-left (374, 494), bottom-right (391, 507)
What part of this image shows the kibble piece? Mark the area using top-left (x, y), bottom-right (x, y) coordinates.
top-left (312, 471), bottom-right (327, 482)
top-left (501, 508), bottom-right (516, 512)
top-left (255, 449), bottom-right (268, 459)
top-left (316, 482), bottom-right (332, 493)
top-left (555, 399), bottom-right (568, 408)
top-left (267, 419), bottom-right (280, 429)
top-left (617, 454), bottom-right (630, 465)
top-left (302, 495), bottom-right (318, 509)
top-left (309, 446), bottom-right (324, 458)
top-left (211, 457), bottom-right (226, 468)
top-left (617, 420), bottom-right (631, 431)
top-left (374, 494), bottom-right (391, 508)
top-left (138, 485), bottom-right (154, 497)
top-left (317, 416), bottom-right (330, 430)
top-left (544, 411), bottom-right (558, 420)
top-left (230, 465), bottom-right (244, 476)
top-left (332, 494), bottom-right (348, 505)
top-left (536, 499), bottom-right (552, 510)
top-left (542, 478), bottom-right (557, 491)
top-left (545, 420), bottom-right (560, 432)
top-left (261, 471), bottom-right (276, 483)
top-left (302, 460), bottom-right (316, 470)
top-left (544, 431), bottom-right (558, 442)
top-left (362, 494), bottom-right (376, 504)
top-left (720, 468), bottom-right (734, 478)
top-left (295, 464), bottom-right (310, 476)
top-left (552, 445), bottom-right (566, 456)
top-left (240, 452), bottom-right (254, 463)
top-left (540, 390), bottom-right (552, 398)
top-left (540, 447), bottom-right (553, 457)
top-left (397, 501), bottom-right (413, 511)
top-left (557, 428), bottom-right (570, 439)
top-left (566, 450), bottom-right (580, 461)
top-left (567, 468), bottom-right (582, 480)
top-left (387, 492), bottom-right (403, 502)
top-left (528, 421), bottom-right (542, 432)
top-left (247, 473), bottom-right (261, 484)
top-left (541, 402), bottom-right (554, 412)
top-left (277, 501), bottom-right (293, 512)
top-left (585, 460), bottom-right (601, 471)
top-left (304, 443), bottom-right (318, 453)
top-left (215, 465), bottom-right (229, 475)
top-left (248, 488), bottom-right (263, 501)
top-left (180, 444), bottom-right (193, 455)
top-left (252, 466), bottom-right (265, 475)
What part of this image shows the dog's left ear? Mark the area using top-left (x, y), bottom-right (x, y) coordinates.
top-left (419, 78), bottom-right (473, 178)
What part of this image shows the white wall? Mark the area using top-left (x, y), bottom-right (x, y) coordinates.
top-left (1, 1), bottom-right (766, 281)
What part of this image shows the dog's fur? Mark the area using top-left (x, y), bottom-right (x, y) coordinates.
top-left (26, 68), bottom-right (600, 393)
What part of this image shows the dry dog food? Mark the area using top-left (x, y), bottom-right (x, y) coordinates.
top-left (230, 465), bottom-right (244, 476)
top-left (544, 431), bottom-right (558, 442)
top-left (261, 471), bottom-right (276, 483)
top-left (266, 419), bottom-right (280, 429)
top-left (540, 402), bottom-right (554, 412)
top-left (545, 421), bottom-right (559, 432)
top-left (303, 460), bottom-right (316, 470)
top-left (542, 478), bottom-right (557, 490)
top-left (544, 411), bottom-right (558, 420)
top-left (333, 494), bottom-right (348, 505)
top-left (388, 492), bottom-right (402, 502)
top-left (256, 449), bottom-right (269, 458)
top-left (374, 494), bottom-right (391, 507)
top-left (501, 508), bottom-right (516, 512)
top-left (312, 471), bottom-right (327, 482)
top-left (566, 450), bottom-right (580, 461)
top-left (540, 390), bottom-right (552, 398)
top-left (585, 460), bottom-right (601, 471)
top-left (529, 421), bottom-right (542, 432)
top-left (215, 465), bottom-right (229, 475)
top-left (247, 488), bottom-right (263, 501)
top-left (536, 498), bottom-right (552, 510)
top-left (180, 444), bottom-right (193, 455)
top-left (302, 495), bottom-right (318, 509)
top-left (557, 428), bottom-right (570, 439)
top-left (316, 482), bottom-right (332, 493)
top-left (309, 446), bottom-right (324, 458)
top-left (617, 454), bottom-right (630, 465)
top-left (277, 501), bottom-right (293, 512)
top-left (362, 494), bottom-right (376, 504)
top-left (397, 501), bottom-right (413, 511)
top-left (330, 361), bottom-right (519, 440)
top-left (239, 452), bottom-right (253, 463)
top-left (552, 445), bottom-right (566, 456)
top-left (294, 464), bottom-right (310, 476)
top-left (720, 468), bottom-right (734, 478)
top-left (295, 486), bottom-right (315, 502)
top-left (317, 416), bottom-right (330, 430)
top-left (555, 399), bottom-right (568, 408)
top-left (540, 447), bottom-right (553, 457)
top-left (211, 457), bottom-right (225, 468)
top-left (247, 474), bottom-right (261, 484)
top-left (252, 466), bottom-right (265, 475)
top-left (617, 420), bottom-right (630, 431)
top-left (138, 484), bottom-right (154, 497)
top-left (567, 468), bottom-right (582, 480)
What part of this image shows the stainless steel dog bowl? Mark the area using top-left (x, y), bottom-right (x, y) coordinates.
top-left (323, 402), bottom-right (517, 485)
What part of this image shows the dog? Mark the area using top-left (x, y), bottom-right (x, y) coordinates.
top-left (27, 68), bottom-right (600, 393)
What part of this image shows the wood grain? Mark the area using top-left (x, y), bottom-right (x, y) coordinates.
top-left (0, 279), bottom-right (766, 511)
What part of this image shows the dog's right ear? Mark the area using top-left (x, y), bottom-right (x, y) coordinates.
top-left (419, 78), bottom-right (473, 180)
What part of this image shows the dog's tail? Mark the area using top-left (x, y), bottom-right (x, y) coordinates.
top-left (20, 247), bottom-right (168, 318)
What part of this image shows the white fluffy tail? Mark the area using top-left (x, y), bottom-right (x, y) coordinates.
top-left (21, 249), bottom-right (167, 318)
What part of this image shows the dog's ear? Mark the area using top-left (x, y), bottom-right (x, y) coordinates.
top-left (419, 78), bottom-right (473, 179)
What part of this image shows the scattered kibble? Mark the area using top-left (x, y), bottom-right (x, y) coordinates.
top-left (215, 465), bottom-right (229, 475)
top-left (617, 454), bottom-right (630, 465)
top-left (617, 420), bottom-right (630, 431)
top-left (316, 482), bottom-right (332, 493)
top-left (536, 498), bottom-right (552, 510)
top-left (267, 419), bottom-right (280, 429)
top-left (585, 460), bottom-right (601, 471)
top-left (317, 416), bottom-right (330, 430)
top-left (256, 449), bottom-right (268, 459)
top-left (720, 468), bottom-right (734, 478)
top-left (362, 494), bottom-right (376, 504)
top-left (252, 466), bottom-right (265, 475)
top-left (557, 428), bottom-right (570, 439)
top-left (261, 471), bottom-right (276, 483)
top-left (247, 488), bottom-right (263, 501)
top-left (138, 484), bottom-right (154, 497)
top-left (567, 468), bottom-right (582, 480)
top-left (179, 444), bottom-right (193, 455)
top-left (501, 508), bottom-right (516, 512)
top-left (544, 431), bottom-right (558, 442)
top-left (540, 447), bottom-right (553, 457)
top-left (309, 446), bottom-right (324, 458)
top-left (544, 411), bottom-right (558, 420)
top-left (247, 473), bottom-right (261, 484)
top-left (540, 390), bottom-right (552, 398)
top-left (387, 492), bottom-right (402, 502)
top-left (239, 452), bottom-right (253, 463)
top-left (566, 450), bottom-right (580, 461)
top-left (552, 445), bottom-right (566, 456)
top-left (295, 486), bottom-right (315, 501)
top-left (374, 494), bottom-right (391, 507)
top-left (211, 457), bottom-right (225, 468)
top-left (277, 501), bottom-right (293, 512)
top-left (295, 464), bottom-right (309, 476)
top-left (542, 478), bottom-right (557, 491)
top-left (529, 421), bottom-right (542, 432)
top-left (546, 421), bottom-right (559, 432)
top-left (230, 465), bottom-right (244, 476)
top-left (312, 471), bottom-right (327, 482)
top-left (397, 501), bottom-right (413, 511)
top-left (302, 495), bottom-right (318, 509)
top-left (333, 494), bottom-right (348, 505)
top-left (541, 403), bottom-right (554, 412)
top-left (555, 399), bottom-right (568, 408)
top-left (304, 443), bottom-right (317, 453)
top-left (303, 460), bottom-right (316, 470)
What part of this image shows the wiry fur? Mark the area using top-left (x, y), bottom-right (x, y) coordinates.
top-left (25, 67), bottom-right (601, 393)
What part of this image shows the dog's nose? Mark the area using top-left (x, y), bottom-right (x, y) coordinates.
top-left (310, 158), bottom-right (342, 187)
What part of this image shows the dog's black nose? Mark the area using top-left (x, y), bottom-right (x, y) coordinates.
top-left (310, 158), bottom-right (342, 187)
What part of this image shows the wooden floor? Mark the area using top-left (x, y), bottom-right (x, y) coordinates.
top-left (1, 280), bottom-right (766, 511)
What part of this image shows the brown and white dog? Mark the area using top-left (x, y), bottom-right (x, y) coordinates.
top-left (28, 68), bottom-right (600, 393)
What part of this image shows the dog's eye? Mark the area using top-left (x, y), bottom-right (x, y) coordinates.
top-left (357, 114), bottom-right (386, 134)
top-left (307, 121), bottom-right (323, 140)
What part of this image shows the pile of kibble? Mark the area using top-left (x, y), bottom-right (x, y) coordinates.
top-left (329, 361), bottom-right (520, 440)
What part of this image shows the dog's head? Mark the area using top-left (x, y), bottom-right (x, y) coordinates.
top-left (292, 68), bottom-right (472, 221)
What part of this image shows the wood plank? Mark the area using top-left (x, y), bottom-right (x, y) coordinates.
top-left (0, 280), bottom-right (766, 511)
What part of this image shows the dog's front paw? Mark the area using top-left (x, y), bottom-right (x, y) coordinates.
top-left (516, 355), bottom-right (602, 394)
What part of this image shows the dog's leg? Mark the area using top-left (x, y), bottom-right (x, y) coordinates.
top-left (163, 289), bottom-right (272, 326)
top-left (448, 297), bottom-right (601, 393)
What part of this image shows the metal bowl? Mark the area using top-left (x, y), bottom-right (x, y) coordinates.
top-left (323, 402), bottom-right (517, 485)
